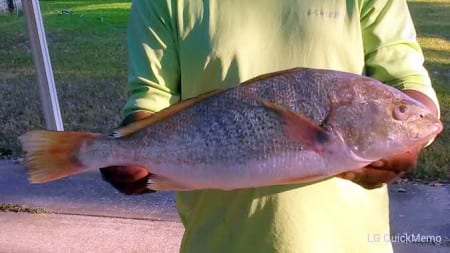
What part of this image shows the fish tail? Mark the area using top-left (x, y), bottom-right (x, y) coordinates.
top-left (19, 130), bottom-right (100, 183)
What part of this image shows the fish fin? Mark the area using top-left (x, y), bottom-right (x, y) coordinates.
top-left (259, 100), bottom-right (329, 152)
top-left (111, 89), bottom-right (225, 138)
top-left (146, 174), bottom-right (189, 191)
top-left (19, 130), bottom-right (99, 183)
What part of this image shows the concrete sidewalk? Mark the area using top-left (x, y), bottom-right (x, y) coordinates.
top-left (0, 212), bottom-right (183, 253)
top-left (0, 160), bottom-right (449, 253)
top-left (0, 160), bottom-right (183, 253)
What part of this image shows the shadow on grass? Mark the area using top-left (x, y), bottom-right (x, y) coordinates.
top-left (424, 62), bottom-right (450, 96)
top-left (408, 1), bottom-right (450, 40)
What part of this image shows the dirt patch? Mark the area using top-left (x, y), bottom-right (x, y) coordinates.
top-left (0, 203), bottom-right (52, 214)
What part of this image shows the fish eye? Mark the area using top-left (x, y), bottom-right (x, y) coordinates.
top-left (393, 104), bottom-right (409, 121)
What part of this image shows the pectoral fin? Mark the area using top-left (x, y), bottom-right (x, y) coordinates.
top-left (259, 100), bottom-right (329, 152)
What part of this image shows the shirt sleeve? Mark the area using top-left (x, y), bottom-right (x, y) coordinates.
top-left (123, 0), bottom-right (180, 117)
top-left (360, 0), bottom-right (440, 116)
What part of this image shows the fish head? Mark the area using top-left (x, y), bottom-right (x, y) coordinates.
top-left (327, 77), bottom-right (443, 162)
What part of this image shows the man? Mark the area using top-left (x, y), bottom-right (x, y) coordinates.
top-left (101, 1), bottom-right (440, 252)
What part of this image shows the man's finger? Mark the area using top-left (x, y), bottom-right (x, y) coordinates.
top-left (338, 167), bottom-right (401, 189)
top-left (100, 166), bottom-right (149, 183)
top-left (114, 175), bottom-right (155, 195)
top-left (378, 153), bottom-right (418, 173)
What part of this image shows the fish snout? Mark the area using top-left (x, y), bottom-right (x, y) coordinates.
top-left (434, 121), bottom-right (444, 135)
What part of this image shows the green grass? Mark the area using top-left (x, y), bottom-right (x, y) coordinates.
top-left (406, 0), bottom-right (450, 181)
top-left (0, 0), bottom-right (448, 181)
top-left (0, 0), bottom-right (130, 156)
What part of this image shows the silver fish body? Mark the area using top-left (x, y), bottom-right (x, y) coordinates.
top-left (72, 68), bottom-right (442, 190)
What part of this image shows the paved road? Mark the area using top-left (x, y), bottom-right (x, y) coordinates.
top-left (389, 183), bottom-right (450, 253)
top-left (0, 160), bottom-right (449, 253)
top-left (0, 160), bottom-right (178, 221)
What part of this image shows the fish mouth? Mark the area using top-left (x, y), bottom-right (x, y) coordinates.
top-left (420, 121), bottom-right (443, 142)
top-left (433, 121), bottom-right (444, 135)
top-left (408, 119), bottom-right (443, 141)
top-left (402, 121), bottom-right (443, 156)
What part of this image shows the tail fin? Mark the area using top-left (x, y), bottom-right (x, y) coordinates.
top-left (19, 130), bottom-right (100, 183)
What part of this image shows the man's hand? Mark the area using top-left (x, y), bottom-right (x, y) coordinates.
top-left (100, 166), bottom-right (153, 195)
top-left (338, 89), bottom-right (438, 189)
top-left (338, 147), bottom-right (420, 189)
top-left (100, 111), bottom-right (153, 195)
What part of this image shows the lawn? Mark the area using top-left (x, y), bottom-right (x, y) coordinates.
top-left (0, 0), bottom-right (130, 155)
top-left (0, 0), bottom-right (448, 181)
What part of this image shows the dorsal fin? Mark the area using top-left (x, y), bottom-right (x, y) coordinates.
top-left (111, 89), bottom-right (225, 138)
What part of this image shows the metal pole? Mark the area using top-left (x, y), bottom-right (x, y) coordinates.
top-left (22, 0), bottom-right (63, 130)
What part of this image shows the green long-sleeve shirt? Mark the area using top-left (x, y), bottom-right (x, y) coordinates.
top-left (124, 1), bottom-right (439, 252)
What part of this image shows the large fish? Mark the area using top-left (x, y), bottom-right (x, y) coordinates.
top-left (19, 68), bottom-right (442, 191)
